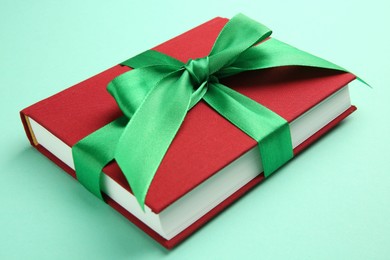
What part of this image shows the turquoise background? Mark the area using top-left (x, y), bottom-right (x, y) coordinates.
top-left (1, 0), bottom-right (389, 259)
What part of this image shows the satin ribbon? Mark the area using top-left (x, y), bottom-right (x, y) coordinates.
top-left (72, 14), bottom-right (362, 210)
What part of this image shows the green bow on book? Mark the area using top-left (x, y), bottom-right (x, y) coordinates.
top-left (72, 13), bottom-right (363, 210)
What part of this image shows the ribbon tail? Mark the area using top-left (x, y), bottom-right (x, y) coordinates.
top-left (114, 70), bottom-right (193, 210)
top-left (203, 83), bottom-right (293, 176)
top-left (217, 38), bottom-right (369, 86)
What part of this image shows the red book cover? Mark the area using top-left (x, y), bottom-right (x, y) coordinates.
top-left (21, 17), bottom-right (356, 248)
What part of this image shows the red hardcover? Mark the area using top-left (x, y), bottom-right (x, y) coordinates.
top-left (21, 17), bottom-right (357, 249)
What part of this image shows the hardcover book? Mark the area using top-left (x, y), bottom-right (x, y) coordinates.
top-left (21, 16), bottom-right (357, 248)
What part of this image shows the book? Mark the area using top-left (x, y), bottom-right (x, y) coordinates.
top-left (21, 16), bottom-right (357, 249)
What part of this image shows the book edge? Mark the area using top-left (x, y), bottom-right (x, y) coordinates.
top-left (21, 99), bottom-right (356, 248)
top-left (20, 103), bottom-right (357, 249)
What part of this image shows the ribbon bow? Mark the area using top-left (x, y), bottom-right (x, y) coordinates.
top-left (73, 14), bottom-right (359, 210)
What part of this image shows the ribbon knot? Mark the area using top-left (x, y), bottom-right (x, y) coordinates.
top-left (184, 57), bottom-right (210, 87)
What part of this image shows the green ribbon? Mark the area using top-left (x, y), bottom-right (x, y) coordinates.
top-left (72, 14), bottom-right (361, 210)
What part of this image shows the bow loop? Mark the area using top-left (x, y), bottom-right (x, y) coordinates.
top-left (107, 65), bottom-right (179, 118)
